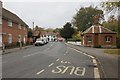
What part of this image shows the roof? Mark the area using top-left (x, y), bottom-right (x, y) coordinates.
top-left (2, 8), bottom-right (28, 27)
top-left (83, 25), bottom-right (116, 34)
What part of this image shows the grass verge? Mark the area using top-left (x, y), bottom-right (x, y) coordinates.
top-left (104, 49), bottom-right (120, 56)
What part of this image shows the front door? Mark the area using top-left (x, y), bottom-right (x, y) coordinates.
top-left (0, 34), bottom-right (2, 47)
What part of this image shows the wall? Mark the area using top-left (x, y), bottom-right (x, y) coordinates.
top-left (0, 1), bottom-right (2, 47)
top-left (2, 19), bottom-right (27, 47)
top-left (83, 33), bottom-right (116, 48)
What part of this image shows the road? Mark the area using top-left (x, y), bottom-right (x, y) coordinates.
top-left (2, 42), bottom-right (100, 78)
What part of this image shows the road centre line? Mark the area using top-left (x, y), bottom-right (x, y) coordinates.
top-left (56, 58), bottom-right (60, 61)
top-left (36, 69), bottom-right (45, 75)
top-left (48, 63), bottom-right (54, 67)
top-left (23, 52), bottom-right (39, 58)
top-left (66, 51), bottom-right (68, 53)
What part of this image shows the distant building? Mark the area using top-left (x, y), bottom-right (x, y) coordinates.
top-left (1, 7), bottom-right (28, 48)
top-left (81, 15), bottom-right (117, 48)
top-left (46, 32), bottom-right (57, 42)
top-left (33, 29), bottom-right (58, 42)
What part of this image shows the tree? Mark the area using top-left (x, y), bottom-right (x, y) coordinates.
top-left (72, 30), bottom-right (82, 41)
top-left (28, 28), bottom-right (33, 38)
top-left (60, 22), bottom-right (75, 40)
top-left (72, 6), bottom-right (103, 32)
top-left (101, 1), bottom-right (120, 48)
top-left (101, 1), bottom-right (120, 20)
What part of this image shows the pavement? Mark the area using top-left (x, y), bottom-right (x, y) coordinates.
top-left (66, 43), bottom-right (119, 78)
top-left (1, 45), bottom-right (33, 55)
top-left (2, 42), bottom-right (100, 79)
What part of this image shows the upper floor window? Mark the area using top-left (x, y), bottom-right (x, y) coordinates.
top-left (0, 16), bottom-right (2, 25)
top-left (8, 20), bottom-right (12, 27)
top-left (87, 36), bottom-right (92, 42)
top-left (105, 36), bottom-right (111, 42)
top-left (18, 24), bottom-right (22, 29)
top-left (24, 26), bottom-right (26, 30)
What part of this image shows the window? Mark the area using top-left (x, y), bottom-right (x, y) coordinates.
top-left (8, 34), bottom-right (12, 44)
top-left (0, 16), bottom-right (2, 25)
top-left (24, 26), bottom-right (26, 30)
top-left (8, 20), bottom-right (12, 27)
top-left (88, 36), bottom-right (92, 42)
top-left (105, 36), bottom-right (111, 42)
top-left (18, 24), bottom-right (22, 29)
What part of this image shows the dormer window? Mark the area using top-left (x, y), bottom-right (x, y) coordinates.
top-left (18, 24), bottom-right (22, 29)
top-left (8, 20), bottom-right (12, 27)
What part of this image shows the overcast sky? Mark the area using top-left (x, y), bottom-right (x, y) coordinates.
top-left (2, 0), bottom-right (103, 29)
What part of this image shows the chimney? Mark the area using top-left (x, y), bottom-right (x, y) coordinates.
top-left (94, 15), bottom-right (99, 25)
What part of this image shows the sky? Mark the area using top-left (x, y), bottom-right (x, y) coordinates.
top-left (1, 0), bottom-right (116, 29)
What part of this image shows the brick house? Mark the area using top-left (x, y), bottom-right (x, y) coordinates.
top-left (81, 15), bottom-right (117, 48)
top-left (1, 8), bottom-right (28, 48)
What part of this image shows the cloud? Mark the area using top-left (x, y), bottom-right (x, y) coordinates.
top-left (3, 2), bottom-right (100, 29)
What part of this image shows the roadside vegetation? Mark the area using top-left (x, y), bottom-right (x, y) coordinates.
top-left (104, 49), bottom-right (120, 56)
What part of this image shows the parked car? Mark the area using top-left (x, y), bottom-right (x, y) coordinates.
top-left (34, 38), bottom-right (44, 46)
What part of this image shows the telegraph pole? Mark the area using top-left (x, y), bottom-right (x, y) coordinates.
top-left (32, 22), bottom-right (34, 45)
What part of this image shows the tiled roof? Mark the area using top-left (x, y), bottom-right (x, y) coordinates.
top-left (2, 8), bottom-right (28, 27)
top-left (83, 25), bottom-right (116, 34)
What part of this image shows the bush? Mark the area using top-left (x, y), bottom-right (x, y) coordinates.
top-left (116, 36), bottom-right (120, 48)
top-left (16, 42), bottom-right (20, 46)
top-left (67, 38), bottom-right (81, 42)
top-left (93, 45), bottom-right (102, 48)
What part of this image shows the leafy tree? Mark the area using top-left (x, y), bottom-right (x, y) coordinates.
top-left (72, 31), bottom-right (82, 41)
top-left (60, 22), bottom-right (75, 40)
top-left (72, 6), bottom-right (103, 32)
top-left (101, 1), bottom-right (120, 13)
top-left (53, 28), bottom-right (61, 33)
top-left (101, 1), bottom-right (120, 48)
top-left (28, 28), bottom-right (33, 38)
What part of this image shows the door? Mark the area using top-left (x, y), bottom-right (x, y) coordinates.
top-left (0, 34), bottom-right (2, 47)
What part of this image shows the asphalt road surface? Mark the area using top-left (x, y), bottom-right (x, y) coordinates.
top-left (2, 42), bottom-right (100, 78)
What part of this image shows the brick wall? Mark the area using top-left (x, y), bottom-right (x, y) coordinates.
top-left (2, 19), bottom-right (28, 47)
top-left (83, 33), bottom-right (116, 48)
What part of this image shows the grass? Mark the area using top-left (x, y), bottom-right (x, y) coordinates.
top-left (104, 49), bottom-right (120, 56)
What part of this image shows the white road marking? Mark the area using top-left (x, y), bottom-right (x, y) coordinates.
top-left (48, 63), bottom-right (54, 67)
top-left (93, 59), bottom-right (100, 78)
top-left (50, 45), bottom-right (52, 47)
top-left (68, 47), bottom-right (100, 78)
top-left (23, 52), bottom-right (40, 58)
top-left (66, 51), bottom-right (68, 53)
top-left (52, 65), bottom-right (86, 76)
top-left (61, 60), bottom-right (68, 64)
top-left (24, 54), bottom-right (31, 58)
top-left (93, 59), bottom-right (97, 66)
top-left (64, 54), bottom-right (66, 55)
top-left (56, 58), bottom-right (60, 61)
top-left (94, 67), bottom-right (100, 78)
top-left (36, 69), bottom-right (45, 75)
